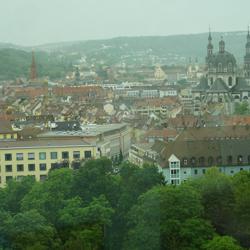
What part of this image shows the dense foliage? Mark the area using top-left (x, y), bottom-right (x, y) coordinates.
top-left (0, 158), bottom-right (249, 249)
top-left (235, 102), bottom-right (250, 115)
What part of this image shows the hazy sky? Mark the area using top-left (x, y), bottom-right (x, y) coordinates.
top-left (1, 0), bottom-right (250, 46)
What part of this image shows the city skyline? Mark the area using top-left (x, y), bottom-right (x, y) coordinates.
top-left (1, 0), bottom-right (250, 46)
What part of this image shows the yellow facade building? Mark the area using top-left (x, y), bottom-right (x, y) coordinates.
top-left (0, 139), bottom-right (97, 187)
top-left (0, 121), bottom-right (131, 187)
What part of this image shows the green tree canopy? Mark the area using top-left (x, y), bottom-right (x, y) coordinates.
top-left (203, 236), bottom-right (244, 250)
top-left (124, 185), bottom-right (214, 250)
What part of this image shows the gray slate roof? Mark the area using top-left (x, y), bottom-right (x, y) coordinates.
top-left (160, 138), bottom-right (250, 168)
top-left (232, 78), bottom-right (250, 92)
top-left (207, 78), bottom-right (229, 93)
top-left (192, 77), bottom-right (209, 92)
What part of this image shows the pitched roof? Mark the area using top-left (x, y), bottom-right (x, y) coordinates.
top-left (0, 121), bottom-right (14, 134)
top-left (160, 138), bottom-right (250, 168)
top-left (192, 77), bottom-right (209, 92)
top-left (232, 78), bottom-right (250, 92)
top-left (145, 128), bottom-right (178, 139)
top-left (208, 78), bottom-right (229, 93)
top-left (176, 126), bottom-right (250, 141)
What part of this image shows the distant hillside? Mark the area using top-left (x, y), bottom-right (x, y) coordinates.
top-left (0, 31), bottom-right (249, 80)
top-left (34, 31), bottom-right (249, 64)
top-left (0, 49), bottom-right (73, 80)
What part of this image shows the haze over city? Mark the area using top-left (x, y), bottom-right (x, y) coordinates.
top-left (1, 1), bottom-right (250, 249)
top-left (1, 0), bottom-right (250, 46)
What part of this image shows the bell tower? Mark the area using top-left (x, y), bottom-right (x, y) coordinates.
top-left (207, 28), bottom-right (213, 57)
top-left (30, 50), bottom-right (37, 81)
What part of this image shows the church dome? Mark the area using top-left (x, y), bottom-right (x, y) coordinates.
top-left (211, 51), bottom-right (236, 68)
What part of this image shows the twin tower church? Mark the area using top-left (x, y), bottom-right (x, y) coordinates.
top-left (193, 30), bottom-right (250, 115)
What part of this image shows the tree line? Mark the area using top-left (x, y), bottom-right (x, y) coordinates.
top-left (0, 158), bottom-right (249, 249)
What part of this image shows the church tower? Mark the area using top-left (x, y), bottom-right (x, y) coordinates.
top-left (30, 50), bottom-right (37, 81)
top-left (244, 27), bottom-right (250, 78)
top-left (206, 29), bottom-right (213, 64)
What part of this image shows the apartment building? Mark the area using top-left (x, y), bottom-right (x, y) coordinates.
top-left (0, 139), bottom-right (96, 187)
top-left (0, 122), bottom-right (130, 187)
top-left (159, 139), bottom-right (250, 185)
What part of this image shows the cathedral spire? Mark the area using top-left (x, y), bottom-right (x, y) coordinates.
top-left (30, 50), bottom-right (37, 81)
top-left (207, 27), bottom-right (213, 56)
top-left (208, 26), bottom-right (212, 42)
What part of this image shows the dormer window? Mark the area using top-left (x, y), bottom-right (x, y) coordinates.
top-left (199, 157), bottom-right (205, 166)
top-left (237, 155), bottom-right (243, 164)
top-left (248, 155), bottom-right (250, 164)
top-left (227, 155), bottom-right (233, 164)
top-left (216, 156), bottom-right (222, 165)
top-left (208, 156), bottom-right (214, 165)
top-left (191, 157), bottom-right (196, 166)
top-left (183, 158), bottom-right (188, 166)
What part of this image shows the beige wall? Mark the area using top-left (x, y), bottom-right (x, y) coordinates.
top-left (0, 145), bottom-right (96, 187)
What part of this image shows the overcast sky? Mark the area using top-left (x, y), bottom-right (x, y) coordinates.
top-left (1, 0), bottom-right (250, 46)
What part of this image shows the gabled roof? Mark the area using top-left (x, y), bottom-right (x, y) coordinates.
top-left (208, 78), bottom-right (229, 93)
top-left (168, 154), bottom-right (179, 162)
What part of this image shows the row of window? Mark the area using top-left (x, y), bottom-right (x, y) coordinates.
top-left (5, 163), bottom-right (47, 172)
top-left (4, 150), bottom-right (92, 161)
top-left (2, 175), bottom-right (47, 184)
top-left (169, 168), bottom-right (247, 185)
top-left (0, 134), bottom-right (15, 140)
top-left (182, 155), bottom-right (249, 166)
top-left (193, 168), bottom-right (245, 175)
top-left (208, 63), bottom-right (233, 73)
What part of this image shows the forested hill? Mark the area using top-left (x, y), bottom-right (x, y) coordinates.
top-left (0, 31), bottom-right (248, 80)
top-left (0, 49), bottom-right (73, 80)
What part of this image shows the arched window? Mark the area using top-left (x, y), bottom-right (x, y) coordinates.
top-left (208, 156), bottom-right (214, 166)
top-left (210, 78), bottom-right (213, 85)
top-left (218, 63), bottom-right (223, 72)
top-left (228, 62), bottom-right (233, 72)
top-left (227, 155), bottom-right (233, 164)
top-left (237, 155), bottom-right (243, 164)
top-left (228, 76), bottom-right (233, 86)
